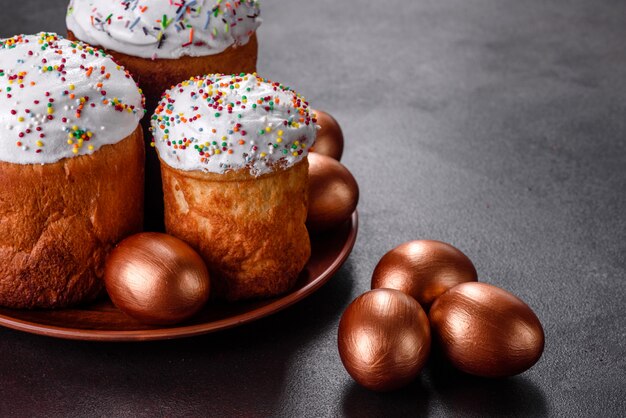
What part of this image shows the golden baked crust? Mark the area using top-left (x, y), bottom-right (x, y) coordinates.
top-left (161, 159), bottom-right (311, 301)
top-left (0, 126), bottom-right (145, 308)
top-left (66, 31), bottom-right (258, 111)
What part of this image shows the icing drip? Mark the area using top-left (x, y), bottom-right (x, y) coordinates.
top-left (151, 73), bottom-right (317, 176)
top-left (67, 0), bottom-right (262, 60)
top-left (0, 33), bottom-right (144, 164)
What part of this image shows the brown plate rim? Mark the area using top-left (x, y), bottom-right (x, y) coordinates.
top-left (0, 211), bottom-right (358, 342)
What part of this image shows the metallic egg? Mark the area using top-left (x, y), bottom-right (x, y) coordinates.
top-left (371, 240), bottom-right (477, 310)
top-left (338, 289), bottom-right (431, 391)
top-left (310, 109), bottom-right (344, 161)
top-left (307, 153), bottom-right (359, 232)
top-left (104, 232), bottom-right (211, 325)
top-left (429, 282), bottom-right (545, 378)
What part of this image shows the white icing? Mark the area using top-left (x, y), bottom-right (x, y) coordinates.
top-left (66, 0), bottom-right (261, 60)
top-left (151, 74), bottom-right (317, 176)
top-left (0, 33), bottom-right (144, 165)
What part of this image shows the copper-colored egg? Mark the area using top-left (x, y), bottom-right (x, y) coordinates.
top-left (104, 232), bottom-right (211, 325)
top-left (371, 240), bottom-right (477, 309)
top-left (310, 109), bottom-right (344, 161)
top-left (429, 282), bottom-right (544, 378)
top-left (307, 153), bottom-right (359, 232)
top-left (338, 289), bottom-right (431, 392)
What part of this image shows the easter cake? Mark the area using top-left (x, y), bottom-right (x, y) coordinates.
top-left (152, 73), bottom-right (316, 301)
top-left (0, 33), bottom-right (145, 308)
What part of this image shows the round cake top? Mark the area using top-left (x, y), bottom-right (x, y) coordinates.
top-left (151, 73), bottom-right (317, 176)
top-left (66, 0), bottom-right (262, 60)
top-left (0, 33), bottom-right (144, 165)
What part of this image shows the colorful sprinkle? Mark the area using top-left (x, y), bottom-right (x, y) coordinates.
top-left (0, 32), bottom-right (145, 162)
top-left (151, 73), bottom-right (316, 176)
top-left (67, 0), bottom-right (261, 59)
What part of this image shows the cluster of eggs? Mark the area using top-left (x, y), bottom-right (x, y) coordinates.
top-left (306, 110), bottom-right (358, 232)
top-left (104, 110), bottom-right (356, 325)
top-left (338, 240), bottom-right (545, 391)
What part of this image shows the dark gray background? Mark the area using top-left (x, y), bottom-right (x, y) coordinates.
top-left (1, 0), bottom-right (625, 416)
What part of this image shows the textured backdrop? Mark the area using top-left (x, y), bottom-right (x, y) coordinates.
top-left (0, 1), bottom-right (625, 416)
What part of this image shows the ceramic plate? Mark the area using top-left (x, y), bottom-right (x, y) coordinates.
top-left (0, 212), bottom-right (358, 341)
